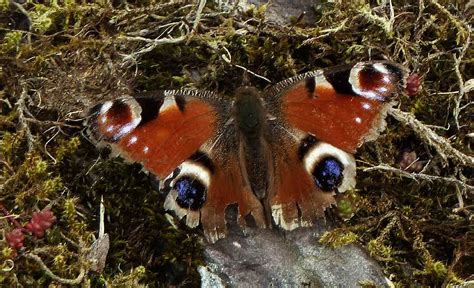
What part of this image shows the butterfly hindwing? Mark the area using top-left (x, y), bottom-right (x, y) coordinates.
top-left (266, 124), bottom-right (356, 230)
top-left (162, 147), bottom-right (266, 243)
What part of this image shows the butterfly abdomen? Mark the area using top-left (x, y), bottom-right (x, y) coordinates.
top-left (233, 87), bottom-right (271, 200)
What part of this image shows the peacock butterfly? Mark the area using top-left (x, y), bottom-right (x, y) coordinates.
top-left (87, 61), bottom-right (408, 243)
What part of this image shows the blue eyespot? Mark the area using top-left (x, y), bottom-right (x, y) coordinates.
top-left (174, 177), bottom-right (206, 210)
top-left (312, 157), bottom-right (344, 191)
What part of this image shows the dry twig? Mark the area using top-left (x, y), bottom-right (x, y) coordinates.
top-left (389, 108), bottom-right (474, 167)
top-left (363, 163), bottom-right (474, 195)
top-left (16, 83), bottom-right (35, 152)
top-left (24, 253), bottom-right (85, 285)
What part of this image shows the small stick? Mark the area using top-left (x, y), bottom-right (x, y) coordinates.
top-left (24, 253), bottom-right (85, 285)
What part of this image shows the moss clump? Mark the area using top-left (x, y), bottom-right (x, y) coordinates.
top-left (319, 229), bottom-right (358, 248)
top-left (367, 239), bottom-right (394, 261)
top-left (0, 31), bottom-right (22, 55)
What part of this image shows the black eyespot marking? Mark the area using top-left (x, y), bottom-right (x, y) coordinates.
top-left (312, 157), bottom-right (344, 191)
top-left (174, 94), bottom-right (186, 112)
top-left (384, 63), bottom-right (404, 84)
top-left (189, 151), bottom-right (215, 174)
top-left (136, 97), bottom-right (164, 126)
top-left (298, 135), bottom-right (318, 161)
top-left (89, 102), bottom-right (103, 118)
top-left (324, 65), bottom-right (355, 95)
top-left (305, 76), bottom-right (316, 95)
top-left (161, 168), bottom-right (181, 194)
top-left (174, 176), bottom-right (206, 210)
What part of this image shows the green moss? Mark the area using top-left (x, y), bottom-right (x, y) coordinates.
top-left (367, 240), bottom-right (393, 261)
top-left (108, 265), bottom-right (146, 287)
top-left (30, 4), bottom-right (54, 34)
top-left (62, 198), bottom-right (80, 228)
top-left (337, 199), bottom-right (353, 217)
top-left (52, 255), bottom-right (66, 270)
top-left (25, 155), bottom-right (48, 179)
top-left (0, 0), bottom-right (9, 10)
top-left (320, 228), bottom-right (358, 248)
top-left (0, 132), bottom-right (22, 159)
top-left (54, 137), bottom-right (80, 163)
top-left (428, 261), bottom-right (448, 279)
top-left (39, 176), bottom-right (63, 200)
top-left (1, 247), bottom-right (15, 259)
top-left (358, 280), bottom-right (378, 288)
top-left (0, 32), bottom-right (22, 55)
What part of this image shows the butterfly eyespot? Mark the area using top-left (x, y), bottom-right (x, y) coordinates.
top-left (348, 62), bottom-right (406, 101)
top-left (174, 176), bottom-right (207, 210)
top-left (89, 98), bottom-right (142, 142)
top-left (312, 157), bottom-right (344, 191)
top-left (302, 141), bottom-right (356, 193)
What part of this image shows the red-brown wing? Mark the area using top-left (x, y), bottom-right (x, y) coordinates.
top-left (267, 129), bottom-right (356, 230)
top-left (197, 155), bottom-right (266, 242)
top-left (87, 90), bottom-right (222, 179)
top-left (269, 139), bottom-right (335, 230)
top-left (266, 62), bottom-right (408, 153)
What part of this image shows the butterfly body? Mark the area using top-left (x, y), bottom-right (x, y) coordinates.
top-left (88, 61), bottom-right (408, 242)
top-left (233, 87), bottom-right (272, 201)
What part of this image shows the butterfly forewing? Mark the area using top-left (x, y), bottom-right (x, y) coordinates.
top-left (266, 61), bottom-right (408, 153)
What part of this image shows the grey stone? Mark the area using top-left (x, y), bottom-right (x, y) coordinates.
top-left (247, 0), bottom-right (320, 25)
top-left (201, 221), bottom-right (389, 287)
